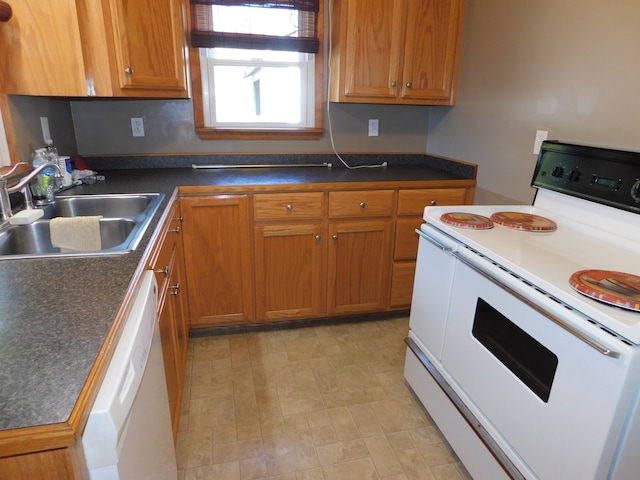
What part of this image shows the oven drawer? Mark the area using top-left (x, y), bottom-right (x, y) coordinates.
top-left (441, 258), bottom-right (635, 480)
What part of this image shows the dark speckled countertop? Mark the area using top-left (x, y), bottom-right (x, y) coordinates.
top-left (0, 159), bottom-right (475, 434)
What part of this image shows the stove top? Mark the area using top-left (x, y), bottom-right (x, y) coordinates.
top-left (422, 141), bottom-right (640, 343)
top-left (423, 191), bottom-right (640, 343)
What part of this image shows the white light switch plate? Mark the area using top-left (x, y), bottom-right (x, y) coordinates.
top-left (533, 130), bottom-right (548, 154)
top-left (40, 117), bottom-right (52, 144)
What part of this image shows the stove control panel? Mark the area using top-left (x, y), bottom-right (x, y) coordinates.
top-left (532, 141), bottom-right (640, 213)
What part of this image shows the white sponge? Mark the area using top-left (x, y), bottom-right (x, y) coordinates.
top-left (8, 209), bottom-right (45, 225)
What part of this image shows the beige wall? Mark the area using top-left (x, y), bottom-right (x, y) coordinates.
top-left (427, 0), bottom-right (640, 205)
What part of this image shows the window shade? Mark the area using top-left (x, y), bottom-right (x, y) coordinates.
top-left (190, 0), bottom-right (320, 54)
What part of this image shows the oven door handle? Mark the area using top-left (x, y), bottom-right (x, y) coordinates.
top-left (416, 227), bottom-right (456, 252)
top-left (453, 253), bottom-right (620, 359)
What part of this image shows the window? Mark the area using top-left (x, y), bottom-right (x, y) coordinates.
top-left (189, 0), bottom-right (324, 140)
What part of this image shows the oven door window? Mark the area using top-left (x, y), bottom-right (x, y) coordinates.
top-left (472, 298), bottom-right (558, 402)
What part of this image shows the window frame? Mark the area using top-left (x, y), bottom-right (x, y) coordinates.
top-left (189, 1), bottom-right (325, 140)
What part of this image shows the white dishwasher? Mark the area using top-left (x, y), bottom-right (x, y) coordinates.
top-left (82, 271), bottom-right (177, 479)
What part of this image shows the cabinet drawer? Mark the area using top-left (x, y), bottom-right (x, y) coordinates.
top-left (397, 188), bottom-right (467, 215)
top-left (254, 192), bottom-right (324, 220)
top-left (329, 190), bottom-right (394, 218)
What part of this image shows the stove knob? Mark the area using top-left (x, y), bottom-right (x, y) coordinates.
top-left (552, 166), bottom-right (565, 178)
top-left (569, 170), bottom-right (581, 182)
top-left (631, 179), bottom-right (640, 203)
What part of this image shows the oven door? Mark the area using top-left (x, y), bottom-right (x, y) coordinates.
top-left (440, 249), bottom-right (640, 480)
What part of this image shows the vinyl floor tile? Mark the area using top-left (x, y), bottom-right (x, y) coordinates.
top-left (177, 317), bottom-right (472, 480)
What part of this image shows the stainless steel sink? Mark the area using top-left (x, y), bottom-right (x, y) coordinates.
top-left (0, 193), bottom-right (164, 259)
top-left (42, 194), bottom-right (160, 219)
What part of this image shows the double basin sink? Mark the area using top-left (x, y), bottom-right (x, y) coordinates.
top-left (0, 193), bottom-right (164, 259)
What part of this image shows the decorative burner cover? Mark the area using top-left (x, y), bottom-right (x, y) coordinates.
top-left (569, 270), bottom-right (640, 312)
top-left (440, 212), bottom-right (494, 229)
top-left (490, 212), bottom-right (557, 231)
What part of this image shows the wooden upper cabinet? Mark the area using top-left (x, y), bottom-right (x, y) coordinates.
top-left (329, 0), bottom-right (465, 105)
top-left (0, 0), bottom-right (188, 97)
top-left (106, 0), bottom-right (188, 93)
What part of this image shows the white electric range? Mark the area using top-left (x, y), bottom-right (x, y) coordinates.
top-left (405, 140), bottom-right (640, 480)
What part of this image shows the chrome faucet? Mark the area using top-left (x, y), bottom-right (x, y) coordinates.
top-left (0, 162), bottom-right (62, 220)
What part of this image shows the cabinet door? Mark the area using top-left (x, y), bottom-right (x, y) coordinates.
top-left (341, 0), bottom-right (405, 99)
top-left (107, 0), bottom-right (188, 94)
top-left (158, 246), bottom-right (180, 440)
top-left (401, 0), bottom-right (464, 103)
top-left (327, 220), bottom-right (392, 315)
top-left (255, 223), bottom-right (324, 321)
top-left (390, 261), bottom-right (417, 308)
top-left (0, 1), bottom-right (88, 96)
top-left (181, 195), bottom-right (254, 327)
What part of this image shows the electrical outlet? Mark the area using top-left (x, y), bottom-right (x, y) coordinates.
top-left (131, 117), bottom-right (145, 137)
top-left (368, 119), bottom-right (379, 137)
top-left (40, 117), bottom-right (52, 144)
top-left (533, 130), bottom-right (548, 154)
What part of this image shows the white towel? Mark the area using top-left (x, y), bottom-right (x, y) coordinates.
top-left (50, 216), bottom-right (103, 252)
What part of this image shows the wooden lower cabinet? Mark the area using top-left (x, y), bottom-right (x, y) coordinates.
top-left (151, 200), bottom-right (188, 441)
top-left (327, 220), bottom-right (392, 315)
top-left (390, 187), bottom-right (470, 309)
top-left (181, 195), bottom-right (254, 327)
top-left (254, 223), bottom-right (324, 321)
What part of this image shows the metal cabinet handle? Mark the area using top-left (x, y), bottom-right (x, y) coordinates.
top-left (332, 234), bottom-right (338, 241)
top-left (315, 235), bottom-right (321, 241)
top-left (391, 81), bottom-right (397, 88)
top-left (430, 200), bottom-right (437, 206)
top-left (406, 82), bottom-right (413, 89)
top-left (155, 266), bottom-right (169, 277)
top-left (169, 226), bottom-right (181, 233)
top-left (359, 202), bottom-right (366, 208)
top-left (287, 204), bottom-right (293, 211)
top-left (125, 67), bottom-right (134, 75)
top-left (170, 283), bottom-right (180, 296)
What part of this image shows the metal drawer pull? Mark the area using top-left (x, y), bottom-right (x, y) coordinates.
top-left (391, 81), bottom-right (397, 87)
top-left (431, 200), bottom-right (437, 206)
top-left (332, 234), bottom-right (338, 240)
top-left (454, 253), bottom-right (619, 358)
top-left (170, 283), bottom-right (180, 296)
top-left (155, 266), bottom-right (169, 277)
top-left (125, 67), bottom-right (134, 75)
top-left (416, 229), bottom-right (454, 252)
top-left (287, 204), bottom-right (293, 211)
top-left (315, 235), bottom-right (321, 241)
top-left (360, 202), bottom-right (366, 208)
top-left (405, 337), bottom-right (526, 480)
top-left (406, 82), bottom-right (413, 89)
top-left (169, 226), bottom-right (181, 233)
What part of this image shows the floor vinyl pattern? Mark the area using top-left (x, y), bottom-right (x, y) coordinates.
top-left (176, 316), bottom-right (472, 480)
